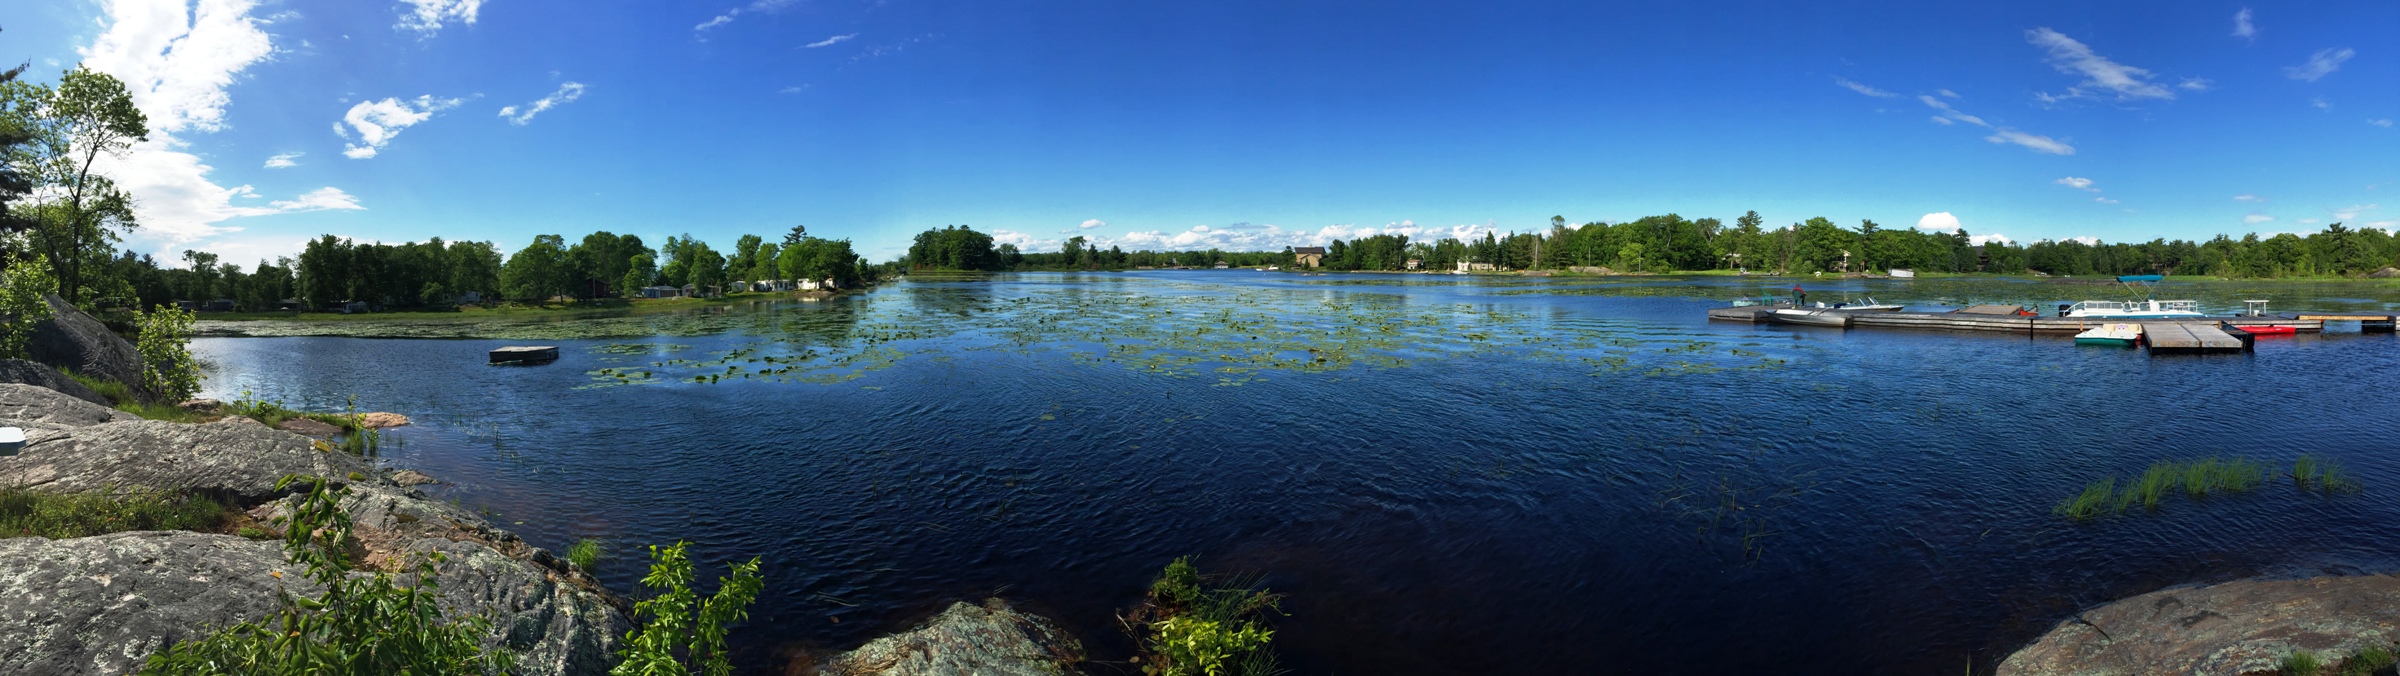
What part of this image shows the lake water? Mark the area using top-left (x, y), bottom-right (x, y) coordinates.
top-left (192, 272), bottom-right (2400, 674)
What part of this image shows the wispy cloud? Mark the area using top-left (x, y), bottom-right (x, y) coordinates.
top-left (499, 82), bottom-right (586, 125)
top-left (1079, 219), bottom-right (1106, 229)
top-left (1937, 89), bottom-right (1960, 99)
top-left (2234, 194), bottom-right (2265, 203)
top-left (2284, 47), bottom-right (2354, 82)
top-left (1920, 95), bottom-right (1986, 126)
top-left (1833, 77), bottom-right (1897, 98)
top-left (2025, 27), bottom-right (2174, 102)
top-left (2232, 8), bottom-right (2256, 40)
top-left (2178, 77), bottom-right (2212, 92)
top-left (2373, 119), bottom-right (2395, 128)
top-left (1985, 129), bottom-right (2075, 155)
top-left (694, 0), bottom-right (799, 35)
top-left (2331, 204), bottom-right (2379, 221)
top-left (804, 33), bottom-right (857, 49)
top-left (2243, 214), bottom-right (2275, 224)
top-left (2312, 97), bottom-right (2331, 110)
top-left (2095, 197), bottom-right (2119, 205)
top-left (263, 152), bottom-right (302, 169)
top-left (396, 0), bottom-right (481, 35)
top-left (338, 95), bottom-right (463, 158)
top-left (267, 187), bottom-right (366, 212)
top-left (2055, 177), bottom-right (2097, 192)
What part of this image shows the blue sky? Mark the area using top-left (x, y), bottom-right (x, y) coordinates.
top-left (3, 0), bottom-right (2395, 264)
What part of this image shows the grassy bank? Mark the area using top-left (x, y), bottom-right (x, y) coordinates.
top-left (0, 488), bottom-right (244, 539)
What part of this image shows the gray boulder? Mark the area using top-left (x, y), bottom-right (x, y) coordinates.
top-left (816, 599), bottom-right (1085, 676)
top-left (0, 416), bottom-right (368, 504)
top-left (0, 384), bottom-right (131, 432)
top-left (0, 360), bottom-right (108, 407)
top-left (2000, 573), bottom-right (2400, 675)
top-left (0, 531), bottom-right (309, 676)
top-left (26, 294), bottom-right (143, 398)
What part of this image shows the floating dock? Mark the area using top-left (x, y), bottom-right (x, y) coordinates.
top-left (1708, 307), bottom-right (2339, 335)
top-left (2142, 323), bottom-right (2249, 355)
top-left (489, 346), bottom-right (560, 364)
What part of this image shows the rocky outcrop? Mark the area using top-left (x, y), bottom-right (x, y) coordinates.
top-left (359, 412), bottom-right (411, 429)
top-left (0, 385), bottom-right (628, 675)
top-left (0, 532), bottom-right (309, 675)
top-left (27, 294), bottom-right (143, 398)
top-left (2369, 267), bottom-right (2400, 279)
top-left (276, 417), bottom-right (343, 439)
top-left (2000, 574), bottom-right (2400, 676)
top-left (0, 359), bottom-right (108, 407)
top-left (815, 599), bottom-right (1085, 676)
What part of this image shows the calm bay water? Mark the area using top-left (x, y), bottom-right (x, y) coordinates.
top-left (193, 272), bottom-right (2400, 674)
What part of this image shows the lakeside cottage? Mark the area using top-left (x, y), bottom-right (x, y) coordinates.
top-left (1292, 246), bottom-right (1326, 268)
top-left (640, 285), bottom-right (686, 298)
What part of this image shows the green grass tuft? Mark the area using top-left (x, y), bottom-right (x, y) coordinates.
top-left (567, 538), bottom-right (602, 571)
top-left (0, 488), bottom-right (231, 539)
top-left (2339, 645), bottom-right (2396, 676)
top-left (2056, 477), bottom-right (2117, 521)
top-left (2284, 648), bottom-right (2323, 676)
top-left (2125, 463), bottom-right (2178, 511)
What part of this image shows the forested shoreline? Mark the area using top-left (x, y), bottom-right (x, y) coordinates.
top-left (904, 217), bottom-right (2400, 281)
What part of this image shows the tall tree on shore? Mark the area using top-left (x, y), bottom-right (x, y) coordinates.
top-left (501, 234), bottom-right (570, 300)
top-left (7, 67), bottom-right (148, 304)
top-left (0, 29), bottom-right (35, 245)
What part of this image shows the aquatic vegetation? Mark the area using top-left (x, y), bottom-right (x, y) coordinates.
top-left (613, 541), bottom-right (765, 676)
top-left (0, 487), bottom-right (230, 539)
top-left (2293, 454), bottom-right (2362, 493)
top-left (1125, 557), bottom-right (1285, 676)
top-left (2055, 478), bottom-right (2117, 521)
top-left (568, 538), bottom-right (604, 571)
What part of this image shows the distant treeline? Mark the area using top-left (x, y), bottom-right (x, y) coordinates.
top-left (121, 226), bottom-right (872, 312)
top-left (906, 217), bottom-right (2400, 278)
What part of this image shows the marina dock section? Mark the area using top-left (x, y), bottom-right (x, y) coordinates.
top-left (1707, 306), bottom-right (2359, 335)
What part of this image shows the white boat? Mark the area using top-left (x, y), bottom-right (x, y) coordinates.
top-left (1769, 308), bottom-right (1851, 328)
top-left (2061, 299), bottom-right (2204, 319)
top-left (1825, 298), bottom-right (1904, 312)
top-left (1889, 269), bottom-right (1916, 279)
top-left (2073, 323), bottom-right (2142, 347)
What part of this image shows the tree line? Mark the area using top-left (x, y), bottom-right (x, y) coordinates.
top-left (905, 226), bottom-right (1288, 271)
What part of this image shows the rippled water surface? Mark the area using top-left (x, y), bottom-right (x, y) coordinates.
top-left (193, 272), bottom-right (2400, 674)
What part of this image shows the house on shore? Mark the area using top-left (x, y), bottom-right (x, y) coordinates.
top-left (1292, 247), bottom-right (1327, 268)
top-left (640, 285), bottom-right (686, 299)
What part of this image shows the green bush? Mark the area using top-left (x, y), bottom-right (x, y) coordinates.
top-left (136, 304), bottom-right (200, 403)
top-left (611, 541), bottom-right (764, 676)
top-left (1132, 558), bottom-right (1284, 676)
top-left (0, 487), bottom-right (228, 538)
top-left (140, 476), bottom-right (513, 675)
top-left (0, 259), bottom-right (55, 359)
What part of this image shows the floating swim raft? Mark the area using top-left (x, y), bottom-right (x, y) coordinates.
top-left (489, 346), bottom-right (560, 364)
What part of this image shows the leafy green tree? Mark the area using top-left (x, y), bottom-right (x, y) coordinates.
top-left (622, 252), bottom-right (657, 295)
top-left (10, 67), bottom-right (147, 305)
top-left (501, 234), bottom-right (570, 300)
top-left (610, 541), bottom-right (763, 676)
top-left (135, 304), bottom-right (198, 402)
top-left (0, 255), bottom-right (53, 358)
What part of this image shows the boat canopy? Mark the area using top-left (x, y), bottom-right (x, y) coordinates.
top-left (2116, 274), bottom-right (2164, 283)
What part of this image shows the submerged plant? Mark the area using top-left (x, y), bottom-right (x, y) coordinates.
top-left (568, 538), bottom-right (604, 571)
top-left (1126, 558), bottom-right (1285, 676)
top-left (2056, 477), bottom-right (2116, 521)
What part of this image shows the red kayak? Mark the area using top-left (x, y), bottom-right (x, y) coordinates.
top-left (2232, 325), bottom-right (2297, 335)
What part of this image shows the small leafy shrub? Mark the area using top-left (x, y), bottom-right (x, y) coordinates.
top-left (569, 538), bottom-right (603, 571)
top-left (2340, 645), bottom-right (2396, 676)
top-left (136, 304), bottom-right (200, 403)
top-left (1126, 558), bottom-right (1285, 676)
top-left (611, 541), bottom-right (765, 676)
top-left (0, 487), bottom-right (228, 539)
top-left (0, 259), bottom-right (56, 359)
top-left (141, 476), bottom-right (513, 675)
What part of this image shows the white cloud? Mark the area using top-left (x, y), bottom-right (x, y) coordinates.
top-left (692, 0), bottom-right (798, 34)
top-left (1833, 77), bottom-right (1897, 98)
top-left (2178, 77), bottom-right (2212, 92)
top-left (395, 0), bottom-right (481, 35)
top-left (1985, 129), bottom-right (2075, 155)
top-left (2055, 177), bottom-right (2097, 191)
top-left (804, 34), bottom-right (857, 49)
top-left (2364, 220), bottom-right (2400, 232)
top-left (2284, 47), bottom-right (2354, 82)
top-left (499, 82), bottom-right (585, 125)
top-left (1915, 212), bottom-right (1962, 231)
top-left (2244, 214), bottom-right (2275, 224)
top-left (2312, 97), bottom-right (2331, 110)
top-left (1919, 95), bottom-right (1987, 127)
top-left (1079, 219), bottom-right (1106, 229)
top-left (2370, 119), bottom-right (2393, 128)
top-left (2095, 197), bottom-right (2119, 204)
top-left (1968, 233), bottom-right (2012, 246)
top-left (2025, 27), bottom-right (2174, 101)
top-left (694, 14), bottom-right (734, 31)
top-left (1937, 89), bottom-right (1960, 99)
top-left (2066, 236), bottom-right (2101, 246)
top-left (339, 95), bottom-right (461, 158)
top-left (2331, 204), bottom-right (2379, 221)
top-left (268, 187), bottom-right (365, 212)
top-left (263, 151), bottom-right (301, 168)
top-left (2232, 8), bottom-right (2256, 40)
top-left (2234, 194), bottom-right (2265, 203)
top-left (1929, 116), bottom-right (1954, 126)
top-left (74, 0), bottom-right (366, 246)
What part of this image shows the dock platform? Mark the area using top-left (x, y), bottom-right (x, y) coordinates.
top-left (2141, 323), bottom-right (2250, 354)
top-left (2294, 313), bottom-right (2398, 333)
top-left (490, 346), bottom-right (560, 364)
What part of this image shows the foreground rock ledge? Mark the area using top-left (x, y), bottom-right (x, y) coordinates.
top-left (2000, 574), bottom-right (2400, 676)
top-left (0, 383), bottom-right (627, 676)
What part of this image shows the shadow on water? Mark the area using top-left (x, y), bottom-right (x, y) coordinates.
top-left (191, 272), bottom-right (2400, 675)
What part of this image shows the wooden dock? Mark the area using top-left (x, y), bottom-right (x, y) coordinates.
top-left (489, 346), bottom-right (560, 364)
top-left (2142, 323), bottom-right (2249, 355)
top-left (2294, 313), bottom-right (2399, 333)
top-left (1711, 307), bottom-right (2326, 335)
